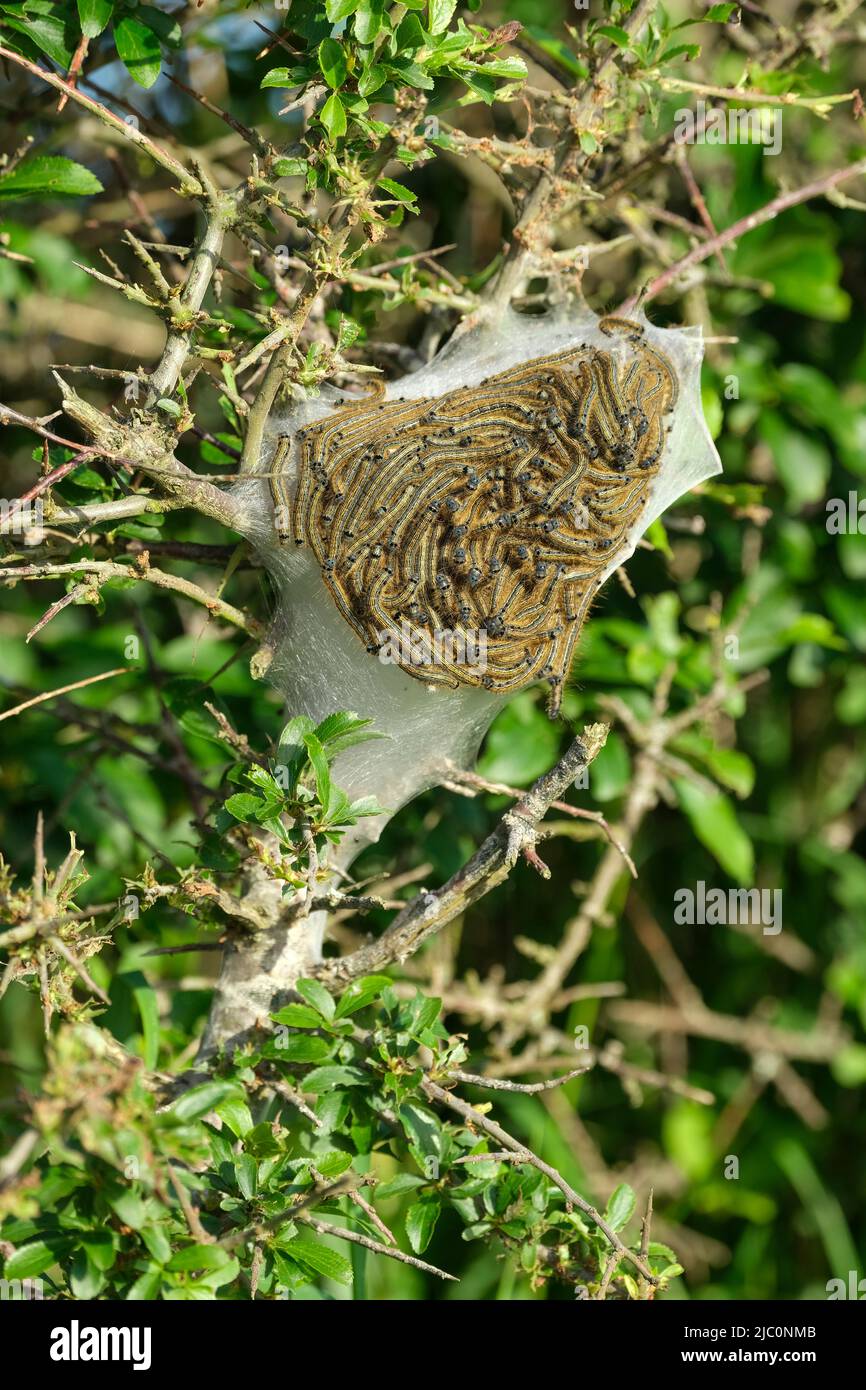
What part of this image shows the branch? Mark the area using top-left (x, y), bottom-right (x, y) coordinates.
top-left (315, 724), bottom-right (609, 986)
top-left (623, 156), bottom-right (866, 310)
top-left (0, 558), bottom-right (263, 639)
top-left (422, 1075), bottom-right (655, 1284)
top-left (0, 46), bottom-right (201, 194)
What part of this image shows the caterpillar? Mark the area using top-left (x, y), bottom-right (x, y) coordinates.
top-left (269, 316), bottom-right (678, 717)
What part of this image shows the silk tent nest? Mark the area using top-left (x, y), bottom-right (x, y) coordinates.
top-left (230, 301), bottom-right (722, 950)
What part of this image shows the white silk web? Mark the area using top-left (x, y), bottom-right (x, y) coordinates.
top-left (230, 303), bottom-right (722, 904)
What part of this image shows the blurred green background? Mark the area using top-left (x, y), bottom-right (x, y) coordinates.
top-left (1, 0), bottom-right (865, 1299)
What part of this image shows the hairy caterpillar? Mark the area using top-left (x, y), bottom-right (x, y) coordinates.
top-left (268, 317), bottom-right (679, 717)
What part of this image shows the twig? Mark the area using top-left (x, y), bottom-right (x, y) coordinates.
top-left (422, 1076), bottom-right (655, 1283)
top-left (0, 668), bottom-right (130, 724)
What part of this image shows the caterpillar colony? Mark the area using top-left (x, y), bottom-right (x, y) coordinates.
top-left (268, 316), bottom-right (677, 718)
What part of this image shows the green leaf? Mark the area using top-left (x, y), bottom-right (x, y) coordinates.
top-left (326, 0), bottom-right (359, 20)
top-left (674, 780), bottom-right (755, 884)
top-left (224, 792), bottom-right (265, 821)
top-left (164, 1081), bottom-right (241, 1124)
top-left (80, 1229), bottom-right (118, 1271)
top-left (595, 24), bottom-right (630, 48)
top-left (313, 711), bottom-right (384, 758)
top-left (126, 1267), bottom-right (163, 1300)
top-left (318, 37), bottom-right (347, 89)
top-left (77, 0), bottom-right (113, 38)
top-left (523, 27), bottom-right (587, 80)
top-left (302, 1064), bottom-right (367, 1092)
top-left (604, 1182), bottom-right (636, 1232)
top-left (141, 1226), bottom-right (172, 1265)
top-left (273, 158), bottom-right (307, 177)
top-left (2, 8), bottom-right (74, 67)
top-left (131, 978), bottom-right (160, 1069)
top-left (114, 15), bottom-right (162, 88)
top-left (296, 977), bottom-right (336, 1021)
top-left (334, 974), bottom-right (392, 1019)
top-left (386, 57), bottom-right (435, 91)
top-left (405, 1196), bottom-right (441, 1253)
top-left (276, 714), bottom-right (316, 792)
top-left (320, 91), bottom-right (348, 140)
top-left (733, 227), bottom-right (849, 322)
top-left (313, 1150), bottom-right (354, 1178)
top-left (377, 176), bottom-right (417, 206)
top-left (478, 691), bottom-right (559, 785)
top-left (704, 2), bottom-right (738, 20)
top-left (358, 63), bottom-right (388, 97)
top-left (136, 5), bottom-right (181, 48)
top-left (5, 1236), bottom-right (75, 1280)
top-left (303, 732), bottom-right (331, 809)
top-left (261, 67), bottom-right (311, 89)
top-left (355, 0), bottom-right (387, 44)
top-left (279, 1236), bottom-right (353, 1286)
top-left (275, 1034), bottom-right (333, 1063)
top-left (271, 1003), bottom-right (324, 1028)
top-left (216, 1094), bottom-right (254, 1139)
top-left (166, 1244), bottom-right (234, 1272)
top-left (660, 42), bottom-right (701, 63)
top-left (234, 1153), bottom-right (257, 1201)
top-left (428, 0), bottom-right (457, 35)
top-left (0, 156), bottom-right (103, 200)
top-left (375, 1173), bottom-right (427, 1199)
top-left (760, 412), bottom-right (831, 509)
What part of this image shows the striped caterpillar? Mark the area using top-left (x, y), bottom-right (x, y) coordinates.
top-left (268, 316), bottom-right (678, 717)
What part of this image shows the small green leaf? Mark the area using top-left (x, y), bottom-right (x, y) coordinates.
top-left (0, 156), bottom-right (103, 201)
top-left (375, 1173), bottom-right (427, 1198)
top-left (279, 1236), bottom-right (353, 1286)
top-left (126, 1267), bottom-right (162, 1300)
top-left (326, 0), bottom-right (359, 20)
top-left (674, 780), bottom-right (755, 884)
top-left (275, 1034), bottom-right (333, 1063)
top-left (704, 3), bottom-right (738, 21)
top-left (334, 974), bottom-right (392, 1019)
top-left (318, 37), bottom-right (348, 90)
top-left (660, 43), bottom-right (701, 63)
top-left (405, 1197), bottom-right (441, 1253)
top-left (131, 978), bottom-right (159, 1070)
top-left (377, 176), bottom-right (417, 206)
top-left (166, 1244), bottom-right (233, 1272)
top-left (303, 732), bottom-right (331, 809)
top-left (320, 91), bottom-right (348, 140)
top-left (114, 15), bottom-right (162, 88)
top-left (164, 1081), bottom-right (240, 1124)
top-left (224, 792), bottom-right (265, 821)
top-left (595, 24), bottom-right (630, 48)
top-left (296, 977), bottom-right (336, 1021)
top-left (273, 158), bottom-right (307, 177)
top-left (77, 0), bottom-right (114, 38)
top-left (5, 1236), bottom-right (75, 1281)
top-left (271, 1003), bottom-right (324, 1029)
top-left (604, 1182), bottom-right (636, 1232)
top-left (428, 0), bottom-right (457, 35)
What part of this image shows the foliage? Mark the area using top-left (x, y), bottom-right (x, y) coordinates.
top-left (1, 0), bottom-right (865, 1302)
